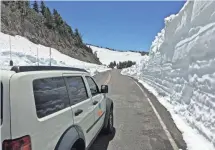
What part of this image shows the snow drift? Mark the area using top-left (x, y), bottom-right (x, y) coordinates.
top-left (0, 32), bottom-right (109, 75)
top-left (88, 45), bottom-right (144, 65)
top-left (123, 0), bottom-right (215, 149)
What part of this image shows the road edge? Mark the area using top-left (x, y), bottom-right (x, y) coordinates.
top-left (132, 80), bottom-right (179, 150)
top-left (129, 76), bottom-right (187, 150)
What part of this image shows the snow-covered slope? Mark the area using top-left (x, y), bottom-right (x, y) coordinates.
top-left (0, 32), bottom-right (109, 75)
top-left (88, 45), bottom-right (145, 65)
top-left (122, 1), bottom-right (215, 149)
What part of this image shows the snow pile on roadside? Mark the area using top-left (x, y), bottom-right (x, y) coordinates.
top-left (138, 80), bottom-right (215, 150)
top-left (0, 32), bottom-right (110, 76)
top-left (121, 55), bottom-right (149, 77)
top-left (88, 45), bottom-right (145, 65)
top-left (122, 0), bottom-right (215, 149)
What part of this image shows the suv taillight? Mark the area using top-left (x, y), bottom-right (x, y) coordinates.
top-left (3, 135), bottom-right (31, 150)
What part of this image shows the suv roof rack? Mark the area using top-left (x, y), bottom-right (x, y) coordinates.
top-left (11, 66), bottom-right (88, 73)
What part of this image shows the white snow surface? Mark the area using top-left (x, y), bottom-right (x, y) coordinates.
top-left (0, 32), bottom-right (110, 76)
top-left (88, 45), bottom-right (145, 65)
top-left (138, 80), bottom-right (215, 150)
top-left (122, 0), bottom-right (215, 149)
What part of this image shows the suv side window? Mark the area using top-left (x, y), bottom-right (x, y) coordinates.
top-left (65, 76), bottom-right (88, 105)
top-left (33, 77), bottom-right (70, 118)
top-left (86, 76), bottom-right (100, 96)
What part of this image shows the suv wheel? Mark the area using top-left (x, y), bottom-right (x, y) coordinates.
top-left (104, 108), bottom-right (114, 134)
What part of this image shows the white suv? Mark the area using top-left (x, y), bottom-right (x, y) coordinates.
top-left (0, 66), bottom-right (114, 150)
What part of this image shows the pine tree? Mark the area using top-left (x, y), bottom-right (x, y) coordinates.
top-left (40, 0), bottom-right (46, 16)
top-left (119, 62), bottom-right (123, 69)
top-left (64, 22), bottom-right (73, 35)
top-left (44, 7), bottom-right (53, 29)
top-left (53, 9), bottom-right (59, 25)
top-left (74, 28), bottom-right (83, 44)
top-left (44, 7), bottom-right (51, 19)
top-left (53, 9), bottom-right (58, 16)
top-left (117, 63), bottom-right (119, 69)
top-left (109, 62), bottom-right (114, 69)
top-left (74, 28), bottom-right (79, 36)
top-left (53, 9), bottom-right (63, 27)
top-left (33, 0), bottom-right (39, 13)
top-left (24, 1), bottom-right (30, 8)
top-left (53, 9), bottom-right (58, 24)
top-left (113, 61), bottom-right (116, 67)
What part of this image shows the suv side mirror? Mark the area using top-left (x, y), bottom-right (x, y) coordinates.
top-left (101, 85), bottom-right (108, 93)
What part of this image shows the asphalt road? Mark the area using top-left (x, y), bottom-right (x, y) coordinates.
top-left (90, 69), bottom-right (187, 150)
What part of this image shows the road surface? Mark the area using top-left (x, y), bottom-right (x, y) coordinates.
top-left (90, 69), bottom-right (187, 150)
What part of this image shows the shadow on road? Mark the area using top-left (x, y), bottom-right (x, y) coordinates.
top-left (89, 128), bottom-right (116, 150)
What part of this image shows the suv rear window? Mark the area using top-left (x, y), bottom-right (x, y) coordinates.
top-left (1, 82), bottom-right (3, 124)
top-left (33, 77), bottom-right (70, 118)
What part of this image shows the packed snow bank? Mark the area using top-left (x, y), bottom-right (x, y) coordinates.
top-left (88, 45), bottom-right (145, 65)
top-left (122, 0), bottom-right (215, 149)
top-left (137, 80), bottom-right (215, 150)
top-left (0, 32), bottom-right (109, 76)
top-left (121, 55), bottom-right (149, 77)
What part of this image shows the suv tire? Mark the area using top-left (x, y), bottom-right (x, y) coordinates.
top-left (103, 108), bottom-right (114, 134)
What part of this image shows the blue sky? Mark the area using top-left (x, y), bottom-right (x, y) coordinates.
top-left (44, 1), bottom-right (185, 51)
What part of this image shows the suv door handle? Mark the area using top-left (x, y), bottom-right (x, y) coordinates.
top-left (74, 109), bottom-right (83, 116)
top-left (93, 101), bottom-right (98, 105)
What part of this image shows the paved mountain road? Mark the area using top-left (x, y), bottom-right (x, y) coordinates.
top-left (90, 69), bottom-right (186, 150)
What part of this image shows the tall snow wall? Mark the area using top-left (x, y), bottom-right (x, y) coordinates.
top-left (141, 1), bottom-right (215, 146)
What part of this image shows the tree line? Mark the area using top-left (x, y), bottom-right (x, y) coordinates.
top-left (3, 1), bottom-right (88, 52)
top-left (108, 61), bottom-right (136, 69)
top-left (32, 1), bottom-right (83, 45)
